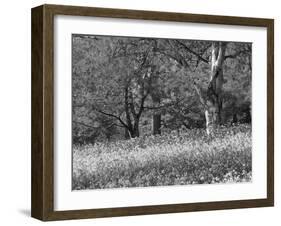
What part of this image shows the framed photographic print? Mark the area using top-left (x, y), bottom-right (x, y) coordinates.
top-left (31, 4), bottom-right (274, 221)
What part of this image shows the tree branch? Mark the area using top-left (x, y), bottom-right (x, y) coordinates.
top-left (111, 123), bottom-right (125, 128)
top-left (155, 50), bottom-right (185, 66)
top-left (73, 120), bottom-right (126, 131)
top-left (193, 81), bottom-right (207, 108)
top-left (224, 49), bottom-right (249, 60)
top-left (73, 121), bottom-right (98, 129)
top-left (175, 40), bottom-right (209, 64)
top-left (93, 107), bottom-right (129, 129)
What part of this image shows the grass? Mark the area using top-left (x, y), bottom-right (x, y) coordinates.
top-left (72, 124), bottom-right (252, 190)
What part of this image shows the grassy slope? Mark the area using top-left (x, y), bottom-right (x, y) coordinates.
top-left (73, 124), bottom-right (252, 190)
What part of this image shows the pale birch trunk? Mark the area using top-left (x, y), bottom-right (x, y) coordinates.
top-left (205, 42), bottom-right (226, 135)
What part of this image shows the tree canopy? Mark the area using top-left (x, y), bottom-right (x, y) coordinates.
top-left (72, 34), bottom-right (251, 144)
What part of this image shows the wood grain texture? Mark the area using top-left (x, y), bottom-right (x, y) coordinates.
top-left (31, 4), bottom-right (274, 221)
top-left (45, 4), bottom-right (272, 26)
top-left (267, 19), bottom-right (274, 206)
top-left (31, 5), bottom-right (44, 220)
top-left (31, 5), bottom-right (55, 220)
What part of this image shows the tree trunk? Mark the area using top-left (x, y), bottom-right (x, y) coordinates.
top-left (124, 85), bottom-right (139, 138)
top-left (152, 114), bottom-right (161, 135)
top-left (205, 42), bottom-right (226, 135)
top-left (151, 95), bottom-right (161, 135)
top-left (124, 128), bottom-right (130, 139)
top-left (232, 113), bottom-right (238, 124)
top-left (245, 107), bottom-right (251, 123)
top-left (124, 125), bottom-right (139, 139)
top-left (132, 120), bottom-right (140, 138)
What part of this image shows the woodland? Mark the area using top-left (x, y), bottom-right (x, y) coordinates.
top-left (72, 35), bottom-right (252, 144)
top-left (72, 35), bottom-right (252, 189)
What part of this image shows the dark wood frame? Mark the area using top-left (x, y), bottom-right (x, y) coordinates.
top-left (31, 4), bottom-right (274, 221)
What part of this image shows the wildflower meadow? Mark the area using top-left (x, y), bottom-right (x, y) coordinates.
top-left (73, 124), bottom-right (252, 190)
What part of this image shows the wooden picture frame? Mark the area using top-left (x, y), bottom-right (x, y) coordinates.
top-left (31, 4), bottom-right (274, 221)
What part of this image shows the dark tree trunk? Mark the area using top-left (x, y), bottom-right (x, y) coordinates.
top-left (152, 114), bottom-right (161, 135)
top-left (132, 120), bottom-right (140, 138)
top-left (245, 107), bottom-right (251, 123)
top-left (151, 95), bottom-right (161, 135)
top-left (124, 85), bottom-right (137, 138)
top-left (124, 125), bottom-right (139, 139)
top-left (124, 128), bottom-right (130, 139)
top-left (232, 113), bottom-right (238, 124)
top-left (122, 65), bottom-right (151, 139)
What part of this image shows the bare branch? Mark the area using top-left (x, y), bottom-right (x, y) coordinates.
top-left (155, 50), bottom-right (183, 65)
top-left (73, 121), bottom-right (98, 129)
top-left (73, 120), bottom-right (125, 130)
top-left (224, 49), bottom-right (250, 60)
top-left (93, 107), bottom-right (129, 129)
top-left (111, 123), bottom-right (125, 128)
top-left (175, 40), bottom-right (209, 64)
top-left (193, 81), bottom-right (207, 108)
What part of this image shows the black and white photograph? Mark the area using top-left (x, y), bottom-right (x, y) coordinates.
top-left (72, 34), bottom-right (252, 190)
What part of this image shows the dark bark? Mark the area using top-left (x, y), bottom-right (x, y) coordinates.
top-left (124, 128), bottom-right (130, 139)
top-left (124, 86), bottom-right (133, 131)
top-left (245, 108), bottom-right (251, 123)
top-left (133, 121), bottom-right (140, 137)
top-left (151, 95), bottom-right (161, 135)
top-left (123, 78), bottom-right (149, 138)
top-left (152, 114), bottom-right (161, 135)
top-left (124, 127), bottom-right (139, 138)
top-left (232, 113), bottom-right (238, 124)
top-left (124, 121), bottom-right (140, 138)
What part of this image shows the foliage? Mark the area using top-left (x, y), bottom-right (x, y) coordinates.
top-left (72, 34), bottom-right (252, 143)
top-left (73, 124), bottom-right (252, 189)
